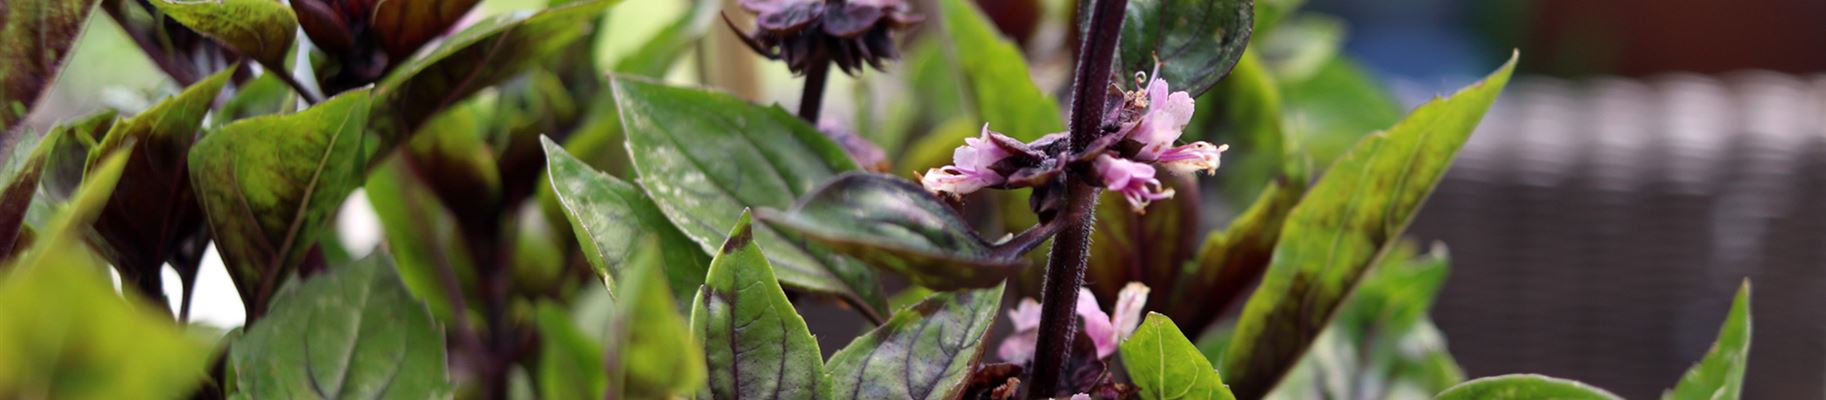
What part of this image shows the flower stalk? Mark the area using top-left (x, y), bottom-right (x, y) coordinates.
top-left (1027, 0), bottom-right (1127, 396)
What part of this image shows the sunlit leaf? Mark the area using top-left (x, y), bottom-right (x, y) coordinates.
top-left (228, 255), bottom-right (451, 399)
top-left (759, 173), bottom-right (1021, 291)
top-left (826, 284), bottom-right (1006, 399)
top-left (149, 0), bottom-right (297, 67)
top-left (87, 67), bottom-right (231, 275)
top-left (616, 75), bottom-right (886, 319)
top-left (1436, 375), bottom-right (1621, 400)
top-left (1120, 313), bottom-right (1237, 400)
top-left (1663, 281), bottom-right (1752, 400)
top-left (1120, 0), bottom-right (1254, 98)
top-left (0, 0), bottom-right (100, 134)
top-left (689, 212), bottom-right (829, 399)
top-left (190, 89), bottom-right (372, 315)
top-left (542, 136), bottom-right (707, 299)
top-left (936, 0), bottom-right (1063, 141)
top-left (1220, 53), bottom-right (1517, 398)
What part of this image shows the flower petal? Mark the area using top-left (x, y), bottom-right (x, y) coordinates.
top-left (1157, 142), bottom-right (1228, 175)
top-left (1112, 282), bottom-right (1151, 341)
top-left (1076, 288), bottom-right (1118, 358)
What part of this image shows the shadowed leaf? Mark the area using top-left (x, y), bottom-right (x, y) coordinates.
top-left (86, 67), bottom-right (231, 275)
top-left (1220, 53), bottom-right (1516, 398)
top-left (936, 0), bottom-right (1063, 141)
top-left (826, 284), bottom-right (1006, 400)
top-left (759, 173), bottom-right (1021, 291)
top-left (370, 0), bottom-right (480, 61)
top-left (189, 89), bottom-right (372, 315)
top-left (689, 212), bottom-right (830, 399)
top-left (1088, 176), bottom-right (1197, 303)
top-left (542, 136), bottom-right (707, 300)
top-left (370, 0), bottom-right (618, 155)
top-left (611, 238), bottom-right (705, 397)
top-left (228, 255), bottom-right (451, 399)
top-left (0, 127), bottom-right (62, 264)
top-left (364, 158), bottom-right (475, 323)
top-left (616, 75), bottom-right (886, 320)
top-left (1436, 375), bottom-right (1621, 400)
top-left (1663, 281), bottom-right (1752, 400)
top-left (0, 0), bottom-right (101, 134)
top-left (1167, 168), bottom-right (1305, 328)
top-left (149, 0), bottom-right (297, 67)
top-left (1119, 0), bottom-right (1254, 98)
top-left (36, 110), bottom-right (115, 204)
top-left (1121, 313), bottom-right (1236, 400)
top-left (534, 302), bottom-right (605, 399)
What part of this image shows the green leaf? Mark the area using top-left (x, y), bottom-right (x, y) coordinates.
top-left (0, 0), bottom-right (100, 134)
top-left (1120, 0), bottom-right (1254, 98)
top-left (1120, 313), bottom-right (1237, 400)
top-left (36, 110), bottom-right (115, 204)
top-left (372, 0), bottom-right (618, 152)
top-left (189, 88), bottom-right (372, 312)
top-left (610, 238), bottom-right (705, 397)
top-left (364, 158), bottom-right (476, 324)
top-left (87, 67), bottom-right (232, 272)
top-left (758, 173), bottom-right (1021, 291)
top-left (219, 72), bottom-right (293, 122)
top-left (1271, 244), bottom-right (1465, 399)
top-left (937, 0), bottom-right (1063, 140)
top-left (1436, 375), bottom-right (1621, 400)
top-left (0, 148), bottom-right (206, 398)
top-left (542, 136), bottom-right (707, 299)
top-left (616, 76), bottom-right (886, 319)
top-left (534, 302), bottom-right (606, 399)
top-left (1220, 53), bottom-right (1517, 398)
top-left (689, 212), bottom-right (830, 399)
top-left (148, 0), bottom-right (297, 67)
top-left (1255, 14), bottom-right (1342, 82)
top-left (826, 284), bottom-right (1006, 400)
top-left (1165, 168), bottom-right (1305, 329)
top-left (229, 255), bottom-right (451, 399)
top-left (1663, 281), bottom-right (1752, 400)
top-left (1280, 57), bottom-right (1403, 167)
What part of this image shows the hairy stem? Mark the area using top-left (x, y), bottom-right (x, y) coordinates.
top-left (797, 58), bottom-right (831, 122)
top-left (1027, 0), bottom-right (1127, 396)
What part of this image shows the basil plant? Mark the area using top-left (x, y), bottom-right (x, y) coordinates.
top-left (0, 0), bottom-right (1751, 398)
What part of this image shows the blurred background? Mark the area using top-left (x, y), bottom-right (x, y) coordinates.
top-left (18, 0), bottom-right (1825, 398)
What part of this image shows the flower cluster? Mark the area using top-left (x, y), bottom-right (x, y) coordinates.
top-left (997, 283), bottom-right (1151, 363)
top-left (919, 71), bottom-right (1227, 212)
top-left (727, 0), bottom-right (920, 75)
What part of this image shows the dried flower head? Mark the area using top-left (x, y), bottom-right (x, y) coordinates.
top-left (726, 0), bottom-right (921, 75)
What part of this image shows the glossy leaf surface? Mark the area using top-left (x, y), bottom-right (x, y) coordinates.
top-left (1220, 53), bottom-right (1516, 398)
top-left (1120, 0), bottom-right (1254, 98)
top-left (689, 212), bottom-right (829, 399)
top-left (542, 136), bottom-right (707, 299)
top-left (1120, 313), bottom-right (1236, 400)
top-left (758, 173), bottom-right (1020, 291)
top-left (616, 76), bottom-right (885, 318)
top-left (826, 284), bottom-right (1006, 400)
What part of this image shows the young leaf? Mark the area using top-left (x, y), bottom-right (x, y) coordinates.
top-left (826, 284), bottom-right (1007, 400)
top-left (369, 0), bottom-right (480, 61)
top-left (611, 239), bottom-right (706, 398)
top-left (1663, 281), bottom-right (1752, 400)
top-left (689, 212), bottom-right (830, 399)
top-left (148, 0), bottom-right (298, 67)
top-left (1220, 53), bottom-right (1517, 398)
top-left (1436, 375), bottom-right (1621, 400)
top-left (936, 0), bottom-right (1064, 141)
top-left (757, 173), bottom-right (1022, 291)
top-left (1119, 0), bottom-right (1255, 98)
top-left (542, 136), bottom-right (708, 299)
top-left (86, 67), bottom-right (232, 272)
top-left (534, 302), bottom-right (606, 399)
top-left (371, 0), bottom-right (618, 152)
top-left (615, 76), bottom-right (886, 319)
top-left (228, 255), bottom-right (451, 399)
top-left (1120, 313), bottom-right (1237, 400)
top-left (0, 0), bottom-right (100, 134)
top-left (189, 88), bottom-right (372, 315)
top-left (37, 110), bottom-right (115, 204)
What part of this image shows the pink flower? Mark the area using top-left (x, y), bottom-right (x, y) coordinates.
top-left (997, 284), bottom-right (1152, 363)
top-left (1125, 74), bottom-right (1198, 161)
top-left (921, 124), bottom-right (1010, 195)
top-left (1095, 155), bottom-right (1174, 212)
top-left (1156, 142), bottom-right (1228, 175)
